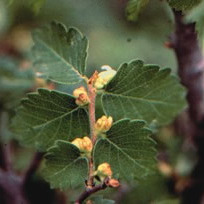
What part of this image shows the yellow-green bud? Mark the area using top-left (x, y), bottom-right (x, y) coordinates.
top-left (73, 86), bottom-right (90, 106)
top-left (95, 162), bottom-right (113, 180)
top-left (94, 65), bottom-right (116, 89)
top-left (95, 115), bottom-right (113, 133)
top-left (71, 136), bottom-right (93, 153)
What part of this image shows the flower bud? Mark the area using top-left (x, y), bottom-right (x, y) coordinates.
top-left (94, 65), bottom-right (116, 89)
top-left (73, 86), bottom-right (90, 106)
top-left (108, 179), bottom-right (120, 188)
top-left (96, 162), bottom-right (113, 178)
top-left (71, 136), bottom-right (93, 153)
top-left (95, 116), bottom-right (113, 133)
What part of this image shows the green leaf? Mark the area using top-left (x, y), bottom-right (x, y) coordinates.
top-left (31, 0), bottom-right (46, 14)
top-left (94, 119), bottom-right (156, 180)
top-left (125, 0), bottom-right (149, 22)
top-left (32, 21), bottom-right (88, 84)
top-left (154, 199), bottom-right (179, 204)
top-left (12, 88), bottom-right (89, 151)
top-left (43, 140), bottom-right (88, 189)
top-left (168, 0), bottom-right (201, 11)
top-left (90, 196), bottom-right (115, 204)
top-left (185, 0), bottom-right (204, 40)
top-left (0, 57), bottom-right (34, 105)
top-left (102, 60), bottom-right (187, 125)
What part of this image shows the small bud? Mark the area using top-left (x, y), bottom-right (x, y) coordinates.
top-left (158, 161), bottom-right (173, 177)
top-left (95, 116), bottom-right (113, 133)
top-left (73, 86), bottom-right (90, 106)
top-left (108, 178), bottom-right (120, 188)
top-left (35, 78), bottom-right (47, 87)
top-left (96, 162), bottom-right (113, 179)
top-left (86, 200), bottom-right (93, 204)
top-left (94, 65), bottom-right (116, 89)
top-left (71, 136), bottom-right (93, 153)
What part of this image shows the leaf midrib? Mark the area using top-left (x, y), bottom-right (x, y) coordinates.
top-left (50, 157), bottom-right (85, 178)
top-left (36, 38), bottom-right (83, 79)
top-left (29, 107), bottom-right (80, 130)
top-left (101, 138), bottom-right (149, 171)
top-left (103, 91), bottom-right (178, 106)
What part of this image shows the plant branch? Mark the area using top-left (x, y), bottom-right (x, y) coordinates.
top-left (75, 178), bottom-right (109, 204)
top-left (0, 168), bottom-right (28, 204)
top-left (0, 111), bottom-right (12, 171)
top-left (172, 10), bottom-right (204, 123)
top-left (22, 152), bottom-right (44, 185)
top-left (172, 9), bottom-right (204, 203)
top-left (87, 83), bottom-right (97, 145)
top-left (86, 78), bottom-right (97, 189)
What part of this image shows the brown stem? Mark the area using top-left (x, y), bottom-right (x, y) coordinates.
top-left (0, 169), bottom-right (28, 204)
top-left (0, 111), bottom-right (12, 171)
top-left (22, 152), bottom-right (44, 185)
top-left (87, 83), bottom-right (97, 145)
top-left (0, 151), bottom-right (44, 204)
top-left (0, 142), bottom-right (12, 171)
top-left (86, 81), bottom-right (97, 189)
top-left (172, 9), bottom-right (204, 203)
top-left (75, 178), bottom-right (109, 204)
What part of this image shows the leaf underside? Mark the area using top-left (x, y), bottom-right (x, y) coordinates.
top-left (94, 119), bottom-right (156, 180)
top-left (102, 60), bottom-right (187, 125)
top-left (32, 21), bottom-right (88, 84)
top-left (12, 88), bottom-right (89, 152)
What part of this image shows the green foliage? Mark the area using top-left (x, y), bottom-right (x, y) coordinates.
top-left (12, 88), bottom-right (89, 152)
top-left (94, 119), bottom-right (156, 180)
top-left (185, 0), bottom-right (204, 39)
top-left (168, 0), bottom-right (202, 11)
top-left (0, 57), bottom-right (34, 105)
top-left (31, 0), bottom-right (46, 14)
top-left (32, 21), bottom-right (88, 84)
top-left (43, 140), bottom-right (88, 189)
top-left (90, 196), bottom-right (115, 204)
top-left (5, 0), bottom-right (46, 14)
top-left (10, 20), bottom-right (187, 199)
top-left (126, 0), bottom-right (149, 22)
top-left (154, 199), bottom-right (179, 204)
top-left (102, 60), bottom-right (186, 125)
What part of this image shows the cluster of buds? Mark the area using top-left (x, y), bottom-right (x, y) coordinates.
top-left (95, 115), bottom-right (113, 133)
top-left (93, 65), bottom-right (116, 89)
top-left (73, 86), bottom-right (90, 106)
top-left (95, 162), bottom-right (120, 188)
top-left (71, 136), bottom-right (93, 156)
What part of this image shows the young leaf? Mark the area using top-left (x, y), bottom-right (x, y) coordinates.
top-left (94, 119), bottom-right (156, 180)
top-left (168, 0), bottom-right (201, 11)
top-left (32, 21), bottom-right (88, 84)
top-left (43, 140), bottom-right (88, 189)
top-left (125, 0), bottom-right (149, 22)
top-left (12, 88), bottom-right (89, 151)
top-left (102, 60), bottom-right (186, 125)
top-left (0, 57), bottom-right (34, 105)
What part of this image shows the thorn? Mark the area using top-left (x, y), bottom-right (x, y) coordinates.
top-left (164, 41), bottom-right (174, 49)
